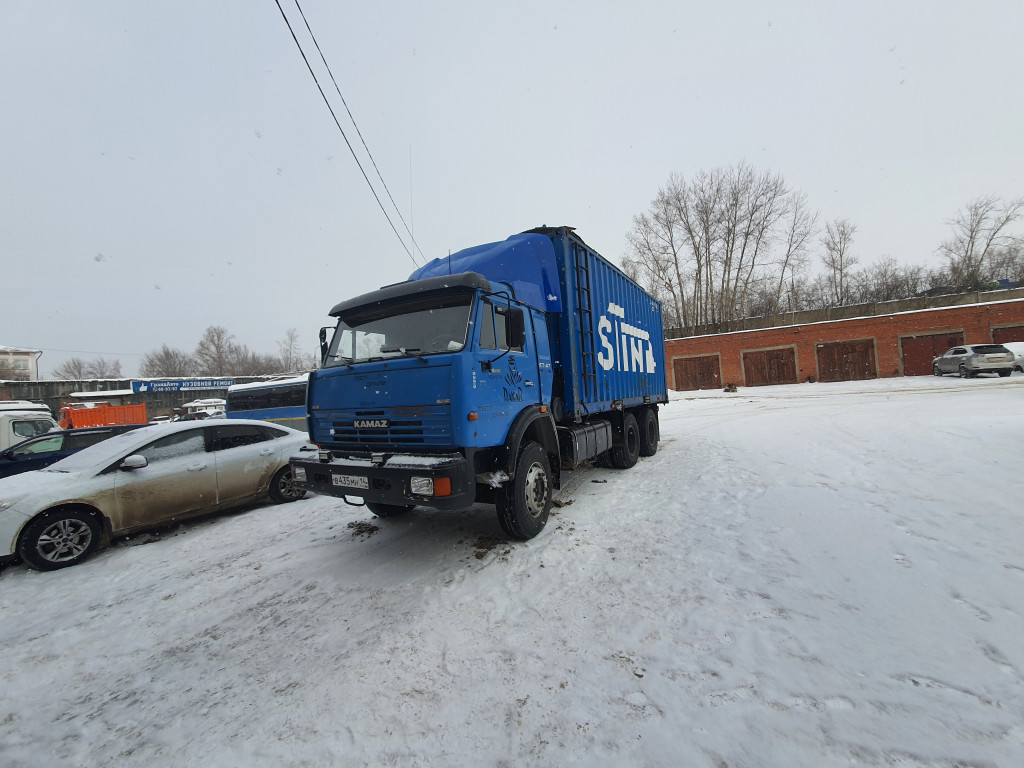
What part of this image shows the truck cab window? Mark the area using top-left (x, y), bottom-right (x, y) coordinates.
top-left (479, 300), bottom-right (523, 352)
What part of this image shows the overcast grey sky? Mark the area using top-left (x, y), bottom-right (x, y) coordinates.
top-left (3, 1), bottom-right (1022, 378)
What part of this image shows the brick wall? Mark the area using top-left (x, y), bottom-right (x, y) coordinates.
top-left (665, 298), bottom-right (1024, 389)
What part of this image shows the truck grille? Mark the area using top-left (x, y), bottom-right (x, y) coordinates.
top-left (316, 406), bottom-right (452, 449)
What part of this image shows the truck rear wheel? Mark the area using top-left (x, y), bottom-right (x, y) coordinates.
top-left (638, 408), bottom-right (659, 457)
top-left (496, 441), bottom-right (551, 540)
top-left (610, 413), bottom-right (640, 469)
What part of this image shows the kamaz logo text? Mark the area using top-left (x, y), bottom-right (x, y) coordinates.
top-left (354, 419), bottom-right (389, 429)
top-left (596, 302), bottom-right (657, 374)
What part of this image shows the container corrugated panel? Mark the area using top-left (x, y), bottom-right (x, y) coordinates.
top-left (547, 228), bottom-right (667, 419)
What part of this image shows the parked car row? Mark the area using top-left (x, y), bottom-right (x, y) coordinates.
top-left (0, 420), bottom-right (315, 571)
top-left (932, 344), bottom-right (1017, 378)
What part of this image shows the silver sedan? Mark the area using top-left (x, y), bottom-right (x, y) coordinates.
top-left (0, 420), bottom-right (315, 571)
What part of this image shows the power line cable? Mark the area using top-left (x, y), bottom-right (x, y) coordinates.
top-left (12, 346), bottom-right (146, 357)
top-left (273, 0), bottom-right (420, 267)
top-left (292, 0), bottom-right (428, 264)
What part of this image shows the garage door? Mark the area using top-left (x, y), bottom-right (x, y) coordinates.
top-left (672, 355), bottom-right (721, 391)
top-left (742, 348), bottom-right (797, 387)
top-left (900, 332), bottom-right (964, 376)
top-left (816, 339), bottom-right (877, 383)
top-left (992, 325), bottom-right (1024, 344)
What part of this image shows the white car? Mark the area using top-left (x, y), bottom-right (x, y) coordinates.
top-left (0, 419), bottom-right (315, 571)
top-left (1000, 341), bottom-right (1024, 373)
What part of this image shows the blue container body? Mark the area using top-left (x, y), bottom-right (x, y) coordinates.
top-left (411, 226), bottom-right (668, 421)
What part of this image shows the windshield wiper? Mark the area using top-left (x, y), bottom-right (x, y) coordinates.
top-left (380, 346), bottom-right (429, 363)
top-left (327, 354), bottom-right (354, 369)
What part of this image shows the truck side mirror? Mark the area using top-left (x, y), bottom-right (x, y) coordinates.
top-left (319, 327), bottom-right (329, 364)
top-left (507, 309), bottom-right (526, 349)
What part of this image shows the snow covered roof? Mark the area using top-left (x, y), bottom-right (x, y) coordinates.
top-left (68, 389), bottom-right (135, 399)
top-left (0, 345), bottom-right (41, 354)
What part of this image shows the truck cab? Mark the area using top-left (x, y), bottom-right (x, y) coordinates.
top-left (0, 411), bottom-right (59, 452)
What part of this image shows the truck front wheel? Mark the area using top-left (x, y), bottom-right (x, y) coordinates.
top-left (496, 441), bottom-right (552, 540)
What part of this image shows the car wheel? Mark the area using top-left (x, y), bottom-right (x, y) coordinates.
top-left (932, 364), bottom-right (942, 376)
top-left (958, 365), bottom-right (972, 379)
top-left (496, 441), bottom-right (552, 540)
top-left (998, 370), bottom-right (1011, 377)
top-left (638, 408), bottom-right (659, 457)
top-left (366, 502), bottom-right (415, 518)
top-left (610, 413), bottom-right (641, 469)
top-left (18, 508), bottom-right (102, 571)
top-left (269, 466), bottom-right (306, 503)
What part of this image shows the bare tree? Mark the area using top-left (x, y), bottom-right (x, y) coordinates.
top-left (277, 328), bottom-right (308, 372)
top-left (987, 243), bottom-right (1024, 285)
top-left (194, 326), bottom-right (237, 376)
top-left (141, 345), bottom-right (197, 377)
top-left (628, 164), bottom-right (810, 330)
top-left (625, 177), bottom-right (692, 329)
top-left (230, 348), bottom-right (286, 376)
top-left (821, 219), bottom-right (859, 306)
top-left (716, 163), bottom-right (788, 323)
top-left (51, 356), bottom-right (121, 379)
top-left (771, 192), bottom-right (818, 314)
top-left (0, 358), bottom-right (17, 380)
top-left (938, 196), bottom-right (1024, 290)
top-left (52, 357), bottom-right (89, 380)
top-left (84, 357), bottom-right (122, 378)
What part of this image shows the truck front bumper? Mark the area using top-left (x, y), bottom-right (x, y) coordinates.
top-left (290, 451), bottom-right (476, 510)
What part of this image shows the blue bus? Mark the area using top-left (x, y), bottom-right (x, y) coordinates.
top-left (225, 375), bottom-right (308, 431)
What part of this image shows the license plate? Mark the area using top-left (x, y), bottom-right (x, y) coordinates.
top-left (332, 474), bottom-right (368, 490)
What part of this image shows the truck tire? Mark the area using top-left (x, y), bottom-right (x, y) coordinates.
top-left (496, 441), bottom-right (551, 540)
top-left (366, 502), bottom-right (415, 518)
top-left (638, 408), bottom-right (659, 457)
top-left (610, 413), bottom-right (640, 469)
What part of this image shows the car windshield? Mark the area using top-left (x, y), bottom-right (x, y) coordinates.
top-left (12, 419), bottom-right (55, 439)
top-left (970, 345), bottom-right (1009, 354)
top-left (325, 293), bottom-right (473, 366)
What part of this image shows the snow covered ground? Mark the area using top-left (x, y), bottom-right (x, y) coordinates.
top-left (1, 375), bottom-right (1022, 767)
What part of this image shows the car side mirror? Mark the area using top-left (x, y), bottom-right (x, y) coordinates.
top-left (119, 455), bottom-right (148, 470)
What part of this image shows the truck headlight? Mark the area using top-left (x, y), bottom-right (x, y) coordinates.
top-left (410, 477), bottom-right (452, 497)
top-left (292, 466), bottom-right (306, 483)
top-left (410, 477), bottom-right (433, 495)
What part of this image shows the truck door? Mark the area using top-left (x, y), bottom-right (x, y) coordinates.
top-left (471, 298), bottom-right (538, 445)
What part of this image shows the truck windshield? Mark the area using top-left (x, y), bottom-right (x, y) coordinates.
top-left (325, 294), bottom-right (473, 366)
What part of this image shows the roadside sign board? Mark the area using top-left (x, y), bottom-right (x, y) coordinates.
top-left (131, 379), bottom-right (234, 393)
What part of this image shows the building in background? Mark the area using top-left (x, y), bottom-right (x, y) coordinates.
top-left (0, 346), bottom-right (43, 382)
top-left (666, 298), bottom-right (1024, 390)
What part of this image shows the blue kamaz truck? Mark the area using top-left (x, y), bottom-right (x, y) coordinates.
top-left (290, 226), bottom-right (668, 539)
